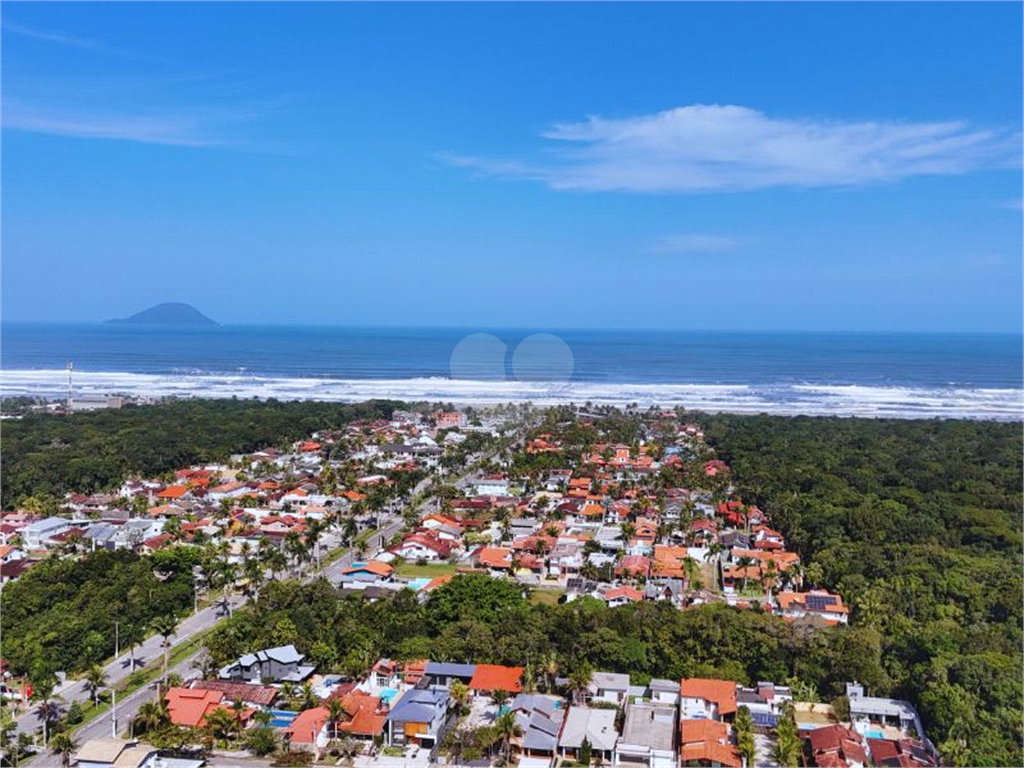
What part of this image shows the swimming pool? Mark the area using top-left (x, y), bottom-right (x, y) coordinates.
top-left (269, 709), bottom-right (298, 729)
top-left (379, 687), bottom-right (399, 703)
top-left (865, 730), bottom-right (885, 740)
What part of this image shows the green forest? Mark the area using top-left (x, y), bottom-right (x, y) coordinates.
top-left (1, 403), bottom-right (1020, 765)
top-left (0, 398), bottom-right (400, 506)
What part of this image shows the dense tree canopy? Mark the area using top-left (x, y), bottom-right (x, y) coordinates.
top-left (0, 399), bottom-right (400, 506)
top-left (0, 549), bottom-right (199, 679)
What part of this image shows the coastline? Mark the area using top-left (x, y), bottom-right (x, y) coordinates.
top-left (2, 368), bottom-right (1022, 421)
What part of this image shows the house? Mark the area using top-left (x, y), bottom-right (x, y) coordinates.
top-left (558, 706), bottom-right (618, 764)
top-left (476, 546), bottom-right (514, 573)
top-left (435, 411), bottom-right (466, 429)
top-left (845, 682), bottom-right (931, 747)
top-left (600, 586), bottom-right (644, 608)
top-left (341, 561), bottom-right (394, 583)
top-left (0, 545), bottom-right (24, 564)
top-left (735, 682), bottom-right (793, 729)
top-left (284, 706), bottom-right (330, 754)
top-left (218, 644), bottom-right (316, 683)
top-left (187, 679), bottom-right (278, 708)
top-left (423, 662), bottom-right (476, 690)
top-left (679, 679), bottom-right (737, 721)
top-left (806, 724), bottom-right (868, 768)
top-left (75, 737), bottom-right (205, 768)
top-left (510, 694), bottom-right (565, 758)
top-left (165, 687), bottom-right (233, 728)
top-left (648, 679), bottom-right (680, 705)
top-left (679, 720), bottom-right (742, 768)
top-left (368, 659), bottom-right (403, 691)
top-left (589, 671), bottom-right (631, 707)
top-left (866, 738), bottom-right (937, 767)
top-left (613, 700), bottom-right (677, 768)
top-left (385, 688), bottom-right (451, 748)
top-left (776, 590), bottom-right (850, 625)
top-left (21, 516), bottom-right (75, 548)
top-left (392, 533), bottom-right (453, 562)
top-left (332, 689), bottom-right (389, 740)
top-left (469, 664), bottom-right (524, 697)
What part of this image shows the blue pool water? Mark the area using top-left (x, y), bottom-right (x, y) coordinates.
top-left (865, 730), bottom-right (885, 740)
top-left (269, 710), bottom-right (298, 729)
top-left (379, 687), bottom-right (399, 703)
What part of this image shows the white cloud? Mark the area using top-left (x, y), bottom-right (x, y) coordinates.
top-left (451, 104), bottom-right (1020, 193)
top-left (2, 106), bottom-right (223, 147)
top-left (648, 233), bottom-right (742, 254)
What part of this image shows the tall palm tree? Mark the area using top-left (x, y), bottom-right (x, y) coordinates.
top-left (449, 680), bottom-right (470, 716)
top-left (494, 710), bottom-right (523, 764)
top-left (49, 732), bottom-right (77, 767)
top-left (326, 697), bottom-right (348, 742)
top-left (150, 615), bottom-right (178, 681)
top-left (568, 662), bottom-right (593, 706)
top-left (541, 651), bottom-right (559, 694)
top-left (31, 682), bottom-right (60, 747)
top-left (83, 665), bottom-right (107, 706)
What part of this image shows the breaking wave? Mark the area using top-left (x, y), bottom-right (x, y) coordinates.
top-left (1, 369), bottom-right (1021, 421)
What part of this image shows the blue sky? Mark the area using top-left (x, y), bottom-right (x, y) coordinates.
top-left (2, 3), bottom-right (1021, 331)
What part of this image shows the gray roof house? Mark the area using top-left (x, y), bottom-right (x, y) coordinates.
top-left (21, 517), bottom-right (75, 548)
top-left (423, 662), bottom-right (476, 690)
top-left (589, 671), bottom-right (631, 706)
top-left (558, 706), bottom-right (618, 763)
top-left (510, 694), bottom-right (566, 757)
top-left (614, 701), bottom-right (677, 768)
top-left (385, 688), bottom-right (451, 748)
top-left (219, 644), bottom-right (315, 683)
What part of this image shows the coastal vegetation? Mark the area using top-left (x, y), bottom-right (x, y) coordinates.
top-left (0, 398), bottom-right (400, 506)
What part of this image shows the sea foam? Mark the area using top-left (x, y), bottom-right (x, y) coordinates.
top-left (1, 369), bottom-right (1022, 421)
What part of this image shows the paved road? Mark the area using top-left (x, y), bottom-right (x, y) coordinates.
top-left (12, 591), bottom-right (245, 739)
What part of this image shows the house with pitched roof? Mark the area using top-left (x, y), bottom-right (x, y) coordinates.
top-left (509, 694), bottom-right (565, 759)
top-left (775, 590), bottom-right (850, 625)
top-left (284, 706), bottom-right (330, 754)
top-left (218, 644), bottom-right (315, 683)
top-left (679, 679), bottom-right (737, 721)
top-left (678, 719), bottom-right (742, 768)
top-left (469, 664), bottom-right (523, 697)
top-left (558, 706), bottom-right (618, 764)
top-left (806, 724), bottom-right (868, 768)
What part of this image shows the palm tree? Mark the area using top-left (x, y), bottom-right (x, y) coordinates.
top-left (490, 688), bottom-right (511, 709)
top-left (568, 662), bottom-right (593, 706)
top-left (150, 615), bottom-right (178, 681)
top-left (735, 556), bottom-right (756, 593)
top-left (326, 697), bottom-right (348, 741)
top-left (204, 706), bottom-right (240, 746)
top-left (541, 650), bottom-right (559, 694)
top-left (134, 699), bottom-right (169, 734)
top-left (32, 681), bottom-right (61, 746)
top-left (49, 732), bottom-right (77, 767)
top-left (494, 710), bottom-right (523, 764)
top-left (737, 730), bottom-right (756, 767)
top-left (449, 680), bottom-right (471, 716)
top-left (83, 665), bottom-right (107, 706)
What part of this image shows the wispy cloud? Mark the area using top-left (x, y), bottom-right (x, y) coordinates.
top-left (648, 233), bottom-right (743, 254)
top-left (2, 19), bottom-right (138, 57)
top-left (450, 104), bottom-right (1020, 193)
top-left (2, 105), bottom-right (229, 147)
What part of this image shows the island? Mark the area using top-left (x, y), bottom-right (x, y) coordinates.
top-left (105, 302), bottom-right (218, 326)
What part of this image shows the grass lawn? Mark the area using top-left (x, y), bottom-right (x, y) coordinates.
top-left (529, 589), bottom-right (565, 607)
top-left (394, 561), bottom-right (458, 579)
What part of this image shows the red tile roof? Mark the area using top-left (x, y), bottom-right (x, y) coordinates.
top-left (469, 664), bottom-right (524, 694)
top-left (679, 678), bottom-right (737, 715)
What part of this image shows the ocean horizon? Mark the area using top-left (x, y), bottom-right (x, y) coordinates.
top-left (2, 323), bottom-right (1022, 420)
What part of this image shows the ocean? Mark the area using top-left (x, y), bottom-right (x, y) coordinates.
top-left (1, 324), bottom-right (1021, 420)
